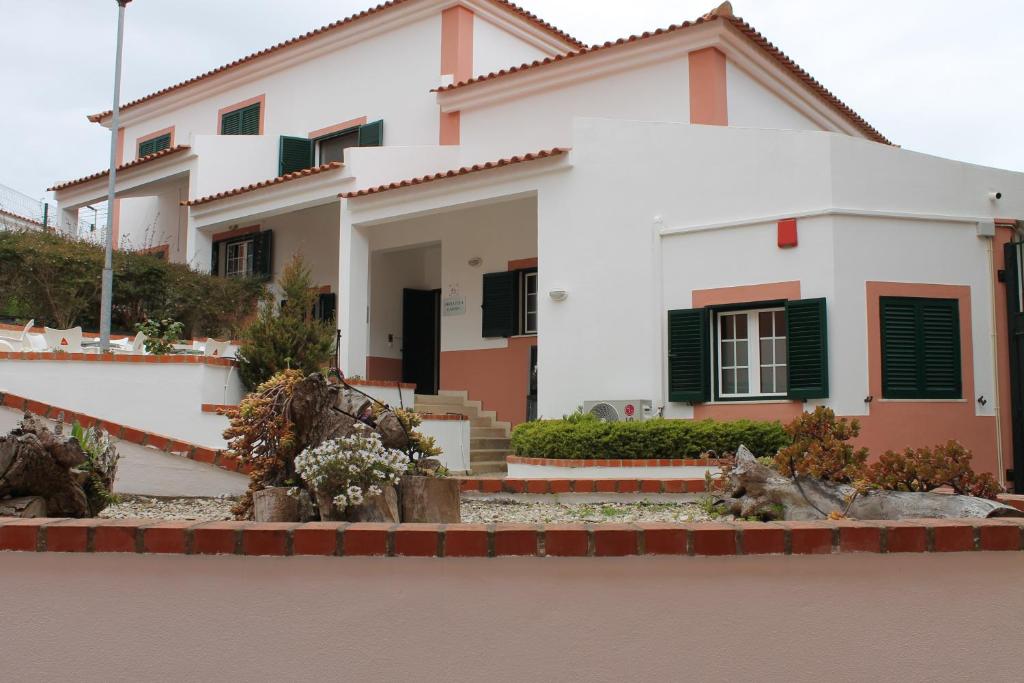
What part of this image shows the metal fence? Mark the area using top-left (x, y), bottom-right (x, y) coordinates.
top-left (0, 181), bottom-right (103, 235)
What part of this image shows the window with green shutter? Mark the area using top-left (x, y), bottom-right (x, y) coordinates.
top-left (220, 102), bottom-right (261, 135)
top-left (880, 297), bottom-right (961, 399)
top-left (138, 133), bottom-right (171, 158)
top-left (667, 308), bottom-right (710, 403)
top-left (357, 119), bottom-right (383, 147)
top-left (481, 271), bottom-right (517, 338)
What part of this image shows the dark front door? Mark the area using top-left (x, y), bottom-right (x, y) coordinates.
top-left (1006, 241), bottom-right (1024, 492)
top-left (402, 288), bottom-right (440, 395)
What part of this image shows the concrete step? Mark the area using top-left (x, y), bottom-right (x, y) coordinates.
top-left (471, 437), bottom-right (511, 450)
top-left (469, 461), bottom-right (508, 475)
top-left (470, 448), bottom-right (509, 462)
top-left (415, 394), bottom-right (471, 407)
top-left (470, 427), bottom-right (509, 438)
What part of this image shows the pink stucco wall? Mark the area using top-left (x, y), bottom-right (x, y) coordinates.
top-left (1, 552), bottom-right (1022, 680)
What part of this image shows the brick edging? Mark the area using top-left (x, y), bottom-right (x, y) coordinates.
top-left (507, 455), bottom-right (726, 467)
top-left (0, 350), bottom-right (236, 367)
top-left (459, 477), bottom-right (713, 494)
top-left (0, 391), bottom-right (247, 476)
top-left (2, 517), bottom-right (1023, 557)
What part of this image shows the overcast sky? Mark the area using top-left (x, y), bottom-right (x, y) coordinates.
top-left (2, 0), bottom-right (1022, 202)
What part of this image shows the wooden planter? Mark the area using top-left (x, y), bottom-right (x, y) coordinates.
top-left (399, 475), bottom-right (461, 523)
top-left (253, 487), bottom-right (300, 522)
top-left (343, 486), bottom-right (400, 523)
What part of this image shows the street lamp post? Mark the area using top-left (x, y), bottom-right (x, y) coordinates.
top-left (99, 0), bottom-right (131, 351)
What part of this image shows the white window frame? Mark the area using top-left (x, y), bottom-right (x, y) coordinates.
top-left (520, 271), bottom-right (538, 335)
top-left (714, 306), bottom-right (787, 399)
top-left (225, 238), bottom-right (255, 278)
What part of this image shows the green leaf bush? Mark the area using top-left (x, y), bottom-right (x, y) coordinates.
top-left (510, 413), bottom-right (789, 460)
top-left (0, 228), bottom-right (263, 337)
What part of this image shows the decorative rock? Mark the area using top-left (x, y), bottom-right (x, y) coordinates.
top-left (0, 495), bottom-right (47, 518)
top-left (400, 475), bottom-right (461, 523)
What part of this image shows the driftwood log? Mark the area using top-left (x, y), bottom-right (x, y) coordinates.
top-left (0, 496), bottom-right (47, 518)
top-left (343, 486), bottom-right (400, 523)
top-left (0, 414), bottom-right (92, 517)
top-left (722, 446), bottom-right (1024, 520)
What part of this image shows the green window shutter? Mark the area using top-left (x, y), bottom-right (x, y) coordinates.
top-left (358, 120), bottom-right (384, 147)
top-left (211, 240), bottom-right (220, 276)
top-left (881, 297), bottom-right (960, 399)
top-left (253, 230), bottom-right (273, 278)
top-left (239, 103), bottom-right (261, 135)
top-left (138, 133), bottom-right (170, 158)
top-left (481, 271), bottom-right (517, 338)
top-left (279, 136), bottom-right (314, 175)
top-left (220, 109), bottom-right (241, 135)
top-left (786, 297), bottom-right (829, 399)
top-left (667, 308), bottom-right (710, 403)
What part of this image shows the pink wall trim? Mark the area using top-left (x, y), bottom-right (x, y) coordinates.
top-left (308, 116), bottom-right (368, 139)
top-left (217, 94), bottom-right (266, 135)
top-left (994, 221), bottom-right (1016, 477)
top-left (365, 356), bottom-right (404, 383)
top-left (691, 280), bottom-right (800, 308)
top-left (134, 126), bottom-right (176, 158)
top-left (861, 281), bottom-right (996, 474)
top-left (508, 256), bottom-right (538, 270)
top-left (688, 47), bottom-right (728, 126)
top-left (439, 5), bottom-right (473, 145)
top-left (440, 336), bottom-right (536, 425)
top-left (212, 224), bottom-right (259, 243)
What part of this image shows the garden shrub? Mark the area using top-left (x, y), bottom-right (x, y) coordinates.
top-left (0, 228), bottom-right (263, 337)
top-left (867, 441), bottom-right (1002, 499)
top-left (773, 406), bottom-right (869, 484)
top-left (135, 318), bottom-right (183, 355)
top-left (235, 254), bottom-right (335, 390)
top-left (510, 413), bottom-right (789, 460)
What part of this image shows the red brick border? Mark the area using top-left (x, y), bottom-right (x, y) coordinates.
top-left (0, 350), bottom-right (236, 367)
top-left (3, 517), bottom-right (1021, 558)
top-left (507, 455), bottom-right (725, 468)
top-left (0, 391), bottom-right (247, 476)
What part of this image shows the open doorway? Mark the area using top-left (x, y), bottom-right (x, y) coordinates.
top-left (402, 288), bottom-right (440, 395)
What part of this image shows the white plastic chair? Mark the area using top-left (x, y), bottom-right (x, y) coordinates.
top-left (111, 331), bottom-right (148, 354)
top-left (0, 319), bottom-right (34, 351)
top-left (203, 338), bottom-right (231, 358)
top-left (43, 326), bottom-right (84, 352)
top-left (0, 339), bottom-right (15, 352)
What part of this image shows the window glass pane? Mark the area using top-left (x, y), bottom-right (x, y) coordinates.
top-left (736, 368), bottom-right (749, 394)
top-left (319, 131), bottom-right (359, 164)
top-left (735, 341), bottom-right (748, 367)
top-left (761, 366), bottom-right (774, 393)
top-left (722, 369), bottom-right (735, 394)
top-left (776, 366), bottom-right (787, 391)
top-left (760, 339), bottom-right (773, 364)
top-left (775, 338), bottom-right (786, 362)
top-left (721, 315), bottom-right (734, 339)
top-left (526, 313), bottom-right (537, 333)
top-left (722, 342), bottom-right (735, 367)
top-left (759, 311), bottom-right (773, 334)
top-left (735, 314), bottom-right (747, 338)
top-left (774, 310), bottom-right (785, 331)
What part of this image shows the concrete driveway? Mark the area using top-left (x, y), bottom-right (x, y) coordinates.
top-left (0, 407), bottom-right (247, 498)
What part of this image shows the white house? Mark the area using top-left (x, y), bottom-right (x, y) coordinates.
top-left (48, 1), bottom-right (1024, 485)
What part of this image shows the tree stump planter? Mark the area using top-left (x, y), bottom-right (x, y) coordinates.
top-left (345, 486), bottom-right (400, 523)
top-left (399, 475), bottom-right (461, 523)
top-left (253, 487), bottom-right (300, 522)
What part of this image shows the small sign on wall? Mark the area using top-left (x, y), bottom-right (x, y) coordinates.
top-left (443, 285), bottom-right (465, 316)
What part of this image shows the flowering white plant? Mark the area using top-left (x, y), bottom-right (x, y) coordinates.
top-left (293, 428), bottom-right (410, 512)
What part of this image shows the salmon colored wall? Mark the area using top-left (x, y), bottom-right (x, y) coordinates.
top-left (367, 356), bottom-right (403, 383)
top-left (860, 281), bottom-right (997, 474)
top-left (688, 47), bottom-right (728, 126)
top-left (994, 221), bottom-right (1017, 477)
top-left (308, 116), bottom-right (368, 139)
top-left (439, 5), bottom-right (473, 145)
top-left (441, 336), bottom-right (536, 425)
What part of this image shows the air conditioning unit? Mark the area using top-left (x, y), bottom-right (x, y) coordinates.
top-left (583, 400), bottom-right (653, 422)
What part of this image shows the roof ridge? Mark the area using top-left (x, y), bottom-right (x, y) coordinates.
top-left (436, 7), bottom-right (891, 146)
top-left (87, 0), bottom-right (585, 124)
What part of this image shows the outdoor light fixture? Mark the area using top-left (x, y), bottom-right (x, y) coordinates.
top-left (468, 257), bottom-right (482, 267)
top-left (548, 289), bottom-right (568, 302)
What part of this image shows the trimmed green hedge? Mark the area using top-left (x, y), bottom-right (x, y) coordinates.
top-left (510, 415), bottom-right (789, 460)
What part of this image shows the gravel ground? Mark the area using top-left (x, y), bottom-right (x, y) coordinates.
top-left (99, 496), bottom-right (236, 521)
top-left (99, 496), bottom-right (714, 524)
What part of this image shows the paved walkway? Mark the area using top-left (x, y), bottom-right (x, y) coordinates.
top-left (0, 407), bottom-right (248, 498)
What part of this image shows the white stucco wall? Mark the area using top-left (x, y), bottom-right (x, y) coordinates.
top-left (0, 359), bottom-right (244, 448)
top-left (369, 244), bottom-right (442, 361)
top-left (260, 203), bottom-right (341, 292)
top-left (726, 59), bottom-right (822, 132)
top-left (471, 14), bottom-right (548, 76)
top-left (117, 179), bottom-right (189, 262)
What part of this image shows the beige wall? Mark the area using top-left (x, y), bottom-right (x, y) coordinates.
top-left (2, 551), bottom-right (1022, 681)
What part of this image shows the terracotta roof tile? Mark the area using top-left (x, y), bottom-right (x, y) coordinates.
top-left (47, 145), bottom-right (192, 192)
top-left (436, 4), bottom-right (891, 145)
top-left (340, 147), bottom-right (568, 199)
top-left (182, 162), bottom-right (345, 207)
top-left (87, 1), bottom-right (584, 124)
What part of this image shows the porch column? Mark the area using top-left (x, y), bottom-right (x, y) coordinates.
top-left (339, 202), bottom-right (369, 377)
top-left (58, 205), bottom-right (79, 236)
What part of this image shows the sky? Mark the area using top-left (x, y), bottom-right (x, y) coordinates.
top-left (1, 0), bottom-right (1022, 203)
